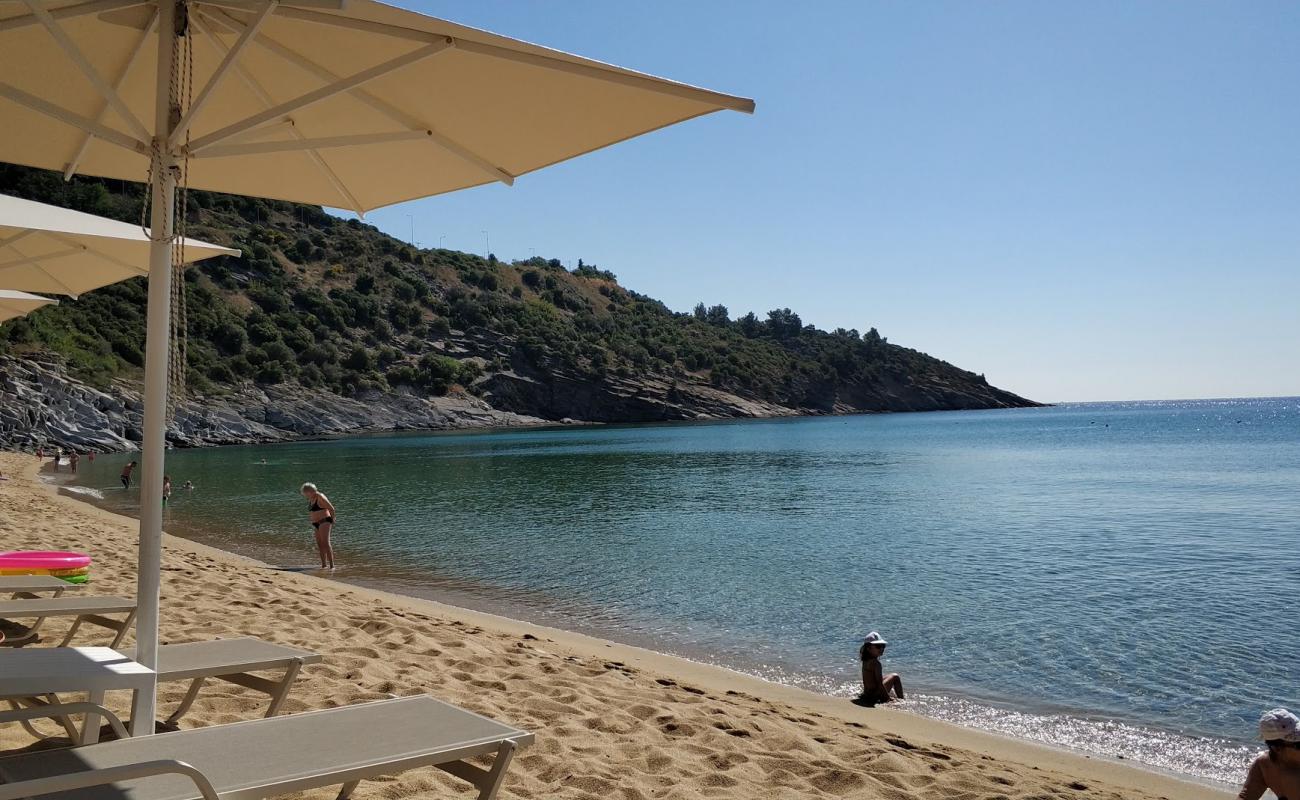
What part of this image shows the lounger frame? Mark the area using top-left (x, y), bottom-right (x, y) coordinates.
top-left (0, 596), bottom-right (136, 647)
top-left (0, 698), bottom-right (529, 800)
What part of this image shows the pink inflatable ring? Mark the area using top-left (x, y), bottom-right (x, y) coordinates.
top-left (0, 550), bottom-right (91, 583)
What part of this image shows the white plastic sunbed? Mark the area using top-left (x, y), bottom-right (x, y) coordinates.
top-left (1, 576), bottom-right (83, 599)
top-left (0, 696), bottom-right (533, 800)
top-left (9, 637), bottom-right (323, 741)
top-left (0, 596), bottom-right (136, 647)
top-left (146, 638), bottom-right (322, 725)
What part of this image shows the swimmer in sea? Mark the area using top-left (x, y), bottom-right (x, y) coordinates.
top-left (120, 460), bottom-right (136, 489)
top-left (301, 482), bottom-right (336, 570)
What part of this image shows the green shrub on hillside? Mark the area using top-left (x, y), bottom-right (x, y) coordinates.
top-left (0, 163), bottom-right (999, 412)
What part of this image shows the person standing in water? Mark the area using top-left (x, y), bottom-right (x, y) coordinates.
top-left (1237, 708), bottom-right (1300, 800)
top-left (120, 461), bottom-right (136, 489)
top-left (162, 476), bottom-right (172, 507)
top-left (69, 452), bottom-right (79, 474)
top-left (855, 631), bottom-right (905, 706)
top-left (301, 482), bottom-right (336, 570)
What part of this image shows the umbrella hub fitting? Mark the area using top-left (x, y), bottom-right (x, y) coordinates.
top-left (173, 0), bottom-right (190, 38)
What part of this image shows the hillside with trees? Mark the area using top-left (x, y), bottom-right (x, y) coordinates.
top-left (0, 164), bottom-right (1037, 446)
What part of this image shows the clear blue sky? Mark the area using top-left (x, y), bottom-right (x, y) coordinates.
top-left (350, 1), bottom-right (1300, 403)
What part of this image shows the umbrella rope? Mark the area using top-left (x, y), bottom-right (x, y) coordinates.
top-left (166, 9), bottom-right (194, 423)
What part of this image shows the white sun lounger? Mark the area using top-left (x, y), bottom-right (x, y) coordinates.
top-left (0, 596), bottom-right (136, 647)
top-left (1, 576), bottom-right (84, 599)
top-left (0, 696), bottom-right (533, 800)
top-left (144, 638), bottom-right (323, 726)
top-left (9, 638), bottom-right (323, 739)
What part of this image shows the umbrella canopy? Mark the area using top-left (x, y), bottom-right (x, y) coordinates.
top-left (0, 288), bottom-right (58, 322)
top-left (0, 0), bottom-right (754, 215)
top-left (0, 0), bottom-right (752, 736)
top-left (0, 193), bottom-right (238, 296)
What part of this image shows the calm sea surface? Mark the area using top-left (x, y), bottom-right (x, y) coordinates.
top-left (63, 399), bottom-right (1300, 786)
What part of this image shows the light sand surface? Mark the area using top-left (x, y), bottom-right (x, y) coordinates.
top-left (0, 452), bottom-right (1232, 799)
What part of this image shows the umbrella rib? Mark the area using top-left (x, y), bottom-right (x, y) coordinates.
top-left (0, 247), bottom-right (85, 272)
top-left (47, 232), bottom-right (150, 275)
top-left (0, 83), bottom-right (149, 156)
top-left (19, 0), bottom-right (152, 143)
top-left (186, 40), bottom-right (453, 154)
top-left (64, 8), bottom-right (160, 180)
top-left (168, 0), bottom-right (279, 151)
top-left (272, 6), bottom-right (755, 113)
top-left (198, 0), bottom-right (344, 11)
top-left (0, 229), bottom-right (38, 250)
top-left (0, 243), bottom-right (86, 298)
top-left (191, 131), bottom-right (434, 157)
top-left (0, 0), bottom-right (145, 33)
top-left (189, 9), bottom-right (365, 215)
top-left (201, 9), bottom-right (514, 186)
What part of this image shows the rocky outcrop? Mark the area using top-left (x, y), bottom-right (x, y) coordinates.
top-left (0, 347), bottom-right (1039, 454)
top-left (478, 362), bottom-right (1037, 423)
top-left (479, 369), bottom-right (799, 422)
top-left (0, 354), bottom-right (547, 452)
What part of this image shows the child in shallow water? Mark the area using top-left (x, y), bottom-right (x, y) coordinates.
top-left (1237, 708), bottom-right (1300, 800)
top-left (855, 631), bottom-right (904, 706)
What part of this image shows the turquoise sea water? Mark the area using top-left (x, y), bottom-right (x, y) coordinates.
top-left (63, 398), bottom-right (1300, 786)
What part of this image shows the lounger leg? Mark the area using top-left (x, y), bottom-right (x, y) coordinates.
top-left (109, 610), bottom-right (137, 649)
top-left (130, 686), bottom-right (153, 737)
top-left (476, 741), bottom-right (518, 800)
top-left (47, 693), bottom-right (80, 742)
top-left (336, 780), bottom-right (361, 800)
top-left (262, 660), bottom-right (303, 718)
top-left (81, 690), bottom-right (105, 745)
top-left (9, 697), bottom-right (73, 742)
top-left (57, 616), bottom-right (84, 647)
top-left (164, 678), bottom-right (207, 727)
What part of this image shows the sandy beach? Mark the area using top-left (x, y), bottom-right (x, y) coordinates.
top-left (0, 452), bottom-right (1231, 799)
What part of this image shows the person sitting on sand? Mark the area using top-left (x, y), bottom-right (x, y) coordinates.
top-left (301, 482), bottom-right (336, 570)
top-left (1237, 707), bottom-right (1300, 800)
top-left (855, 631), bottom-right (904, 706)
top-left (120, 460), bottom-right (136, 489)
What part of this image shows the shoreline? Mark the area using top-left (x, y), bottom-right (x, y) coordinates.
top-left (6, 401), bottom-right (1054, 456)
top-left (13, 452), bottom-right (1230, 799)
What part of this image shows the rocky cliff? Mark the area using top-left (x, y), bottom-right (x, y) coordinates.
top-left (0, 354), bottom-right (546, 451)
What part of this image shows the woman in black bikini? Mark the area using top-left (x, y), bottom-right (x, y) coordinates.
top-left (301, 482), bottom-right (336, 570)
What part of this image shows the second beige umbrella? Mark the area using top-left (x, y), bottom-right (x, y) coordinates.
top-left (0, 192), bottom-right (238, 297)
top-left (0, 288), bottom-right (58, 322)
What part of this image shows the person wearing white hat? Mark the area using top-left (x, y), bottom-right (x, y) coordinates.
top-left (854, 631), bottom-right (904, 707)
top-left (1238, 707), bottom-right (1300, 800)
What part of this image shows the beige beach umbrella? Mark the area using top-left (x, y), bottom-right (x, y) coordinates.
top-left (0, 0), bottom-right (753, 733)
top-left (0, 289), bottom-right (58, 322)
top-left (0, 192), bottom-right (237, 297)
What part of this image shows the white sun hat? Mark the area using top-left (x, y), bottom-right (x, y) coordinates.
top-left (864, 631), bottom-right (888, 647)
top-left (1258, 708), bottom-right (1300, 741)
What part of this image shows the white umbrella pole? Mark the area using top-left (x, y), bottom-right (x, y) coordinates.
top-left (131, 0), bottom-right (179, 737)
